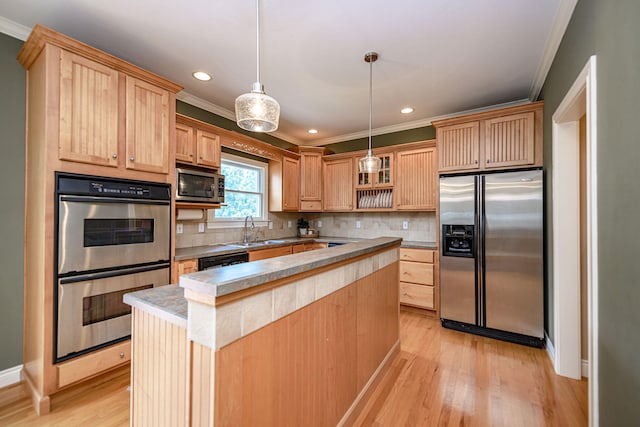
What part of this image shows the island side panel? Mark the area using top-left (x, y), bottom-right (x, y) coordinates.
top-left (210, 262), bottom-right (398, 426)
top-left (130, 308), bottom-right (190, 427)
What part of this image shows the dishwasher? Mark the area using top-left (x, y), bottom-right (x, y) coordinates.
top-left (198, 252), bottom-right (249, 271)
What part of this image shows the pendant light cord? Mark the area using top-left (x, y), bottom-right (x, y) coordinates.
top-left (368, 55), bottom-right (373, 155)
top-left (256, 0), bottom-right (261, 85)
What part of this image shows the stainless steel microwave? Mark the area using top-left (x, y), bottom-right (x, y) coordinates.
top-left (176, 168), bottom-right (225, 204)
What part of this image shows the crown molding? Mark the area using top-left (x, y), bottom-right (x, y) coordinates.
top-left (176, 91), bottom-right (302, 145)
top-left (0, 16), bottom-right (30, 41)
top-left (528, 0), bottom-right (578, 101)
top-left (306, 98), bottom-right (532, 147)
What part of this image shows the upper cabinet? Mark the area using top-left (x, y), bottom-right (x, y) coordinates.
top-left (297, 147), bottom-right (327, 212)
top-left (433, 101), bottom-right (543, 174)
top-left (269, 156), bottom-right (300, 212)
top-left (356, 152), bottom-right (394, 188)
top-left (18, 24), bottom-right (182, 182)
top-left (323, 156), bottom-right (353, 211)
top-left (175, 115), bottom-right (221, 170)
top-left (395, 142), bottom-right (437, 211)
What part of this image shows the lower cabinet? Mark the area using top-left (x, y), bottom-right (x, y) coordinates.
top-left (399, 248), bottom-right (438, 313)
top-left (248, 246), bottom-right (293, 261)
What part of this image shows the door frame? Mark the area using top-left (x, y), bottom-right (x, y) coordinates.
top-left (551, 55), bottom-right (598, 426)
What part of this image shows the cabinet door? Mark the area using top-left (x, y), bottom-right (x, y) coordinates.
top-left (177, 259), bottom-right (197, 276)
top-left (175, 123), bottom-right (195, 163)
top-left (248, 246), bottom-right (292, 261)
top-left (395, 147), bottom-right (436, 210)
top-left (437, 121), bottom-right (480, 172)
top-left (323, 158), bottom-right (353, 211)
top-left (282, 157), bottom-right (299, 211)
top-left (196, 129), bottom-right (221, 168)
top-left (300, 152), bottom-right (323, 201)
top-left (125, 76), bottom-right (170, 174)
top-left (58, 50), bottom-right (119, 167)
top-left (484, 112), bottom-right (535, 168)
top-left (375, 153), bottom-right (394, 187)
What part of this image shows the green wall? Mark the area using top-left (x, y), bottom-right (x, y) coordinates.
top-left (540, 0), bottom-right (640, 423)
top-left (325, 126), bottom-right (435, 153)
top-left (0, 32), bottom-right (25, 371)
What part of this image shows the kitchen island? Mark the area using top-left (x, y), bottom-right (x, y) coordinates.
top-left (125, 237), bottom-right (401, 426)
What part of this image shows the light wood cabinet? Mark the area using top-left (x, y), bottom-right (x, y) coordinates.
top-left (399, 248), bottom-right (438, 313)
top-left (434, 101), bottom-right (543, 174)
top-left (176, 259), bottom-right (197, 275)
top-left (175, 115), bottom-right (222, 170)
top-left (269, 156), bottom-right (300, 212)
top-left (298, 147), bottom-right (325, 211)
top-left (323, 157), bottom-right (353, 211)
top-left (18, 25), bottom-right (182, 413)
top-left (125, 76), bottom-right (170, 174)
top-left (248, 245), bottom-right (293, 261)
top-left (356, 152), bottom-right (394, 188)
top-left (58, 50), bottom-right (119, 167)
top-left (395, 144), bottom-right (437, 210)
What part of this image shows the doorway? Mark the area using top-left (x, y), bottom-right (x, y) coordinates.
top-left (551, 55), bottom-right (598, 426)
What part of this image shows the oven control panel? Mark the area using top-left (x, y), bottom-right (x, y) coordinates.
top-left (57, 173), bottom-right (171, 200)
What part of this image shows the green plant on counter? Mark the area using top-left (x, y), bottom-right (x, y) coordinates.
top-left (297, 218), bottom-right (309, 229)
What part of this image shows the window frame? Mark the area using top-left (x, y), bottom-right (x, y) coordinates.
top-left (207, 152), bottom-right (269, 228)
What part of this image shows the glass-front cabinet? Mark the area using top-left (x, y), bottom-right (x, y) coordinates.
top-left (355, 151), bottom-right (394, 210)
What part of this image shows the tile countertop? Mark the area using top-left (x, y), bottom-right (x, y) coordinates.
top-left (179, 236), bottom-right (403, 298)
top-left (123, 284), bottom-right (187, 328)
top-left (175, 236), bottom-right (436, 261)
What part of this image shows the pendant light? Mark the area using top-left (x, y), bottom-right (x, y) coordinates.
top-left (358, 51), bottom-right (382, 174)
top-left (235, 0), bottom-right (280, 133)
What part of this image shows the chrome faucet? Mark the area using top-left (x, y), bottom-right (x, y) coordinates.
top-left (243, 215), bottom-right (255, 244)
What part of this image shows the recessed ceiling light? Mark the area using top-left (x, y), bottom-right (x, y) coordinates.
top-left (401, 107), bottom-right (414, 114)
top-left (192, 71), bottom-right (212, 81)
top-left (308, 129), bottom-right (318, 134)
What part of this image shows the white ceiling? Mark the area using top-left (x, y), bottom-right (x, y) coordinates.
top-left (0, 0), bottom-right (575, 146)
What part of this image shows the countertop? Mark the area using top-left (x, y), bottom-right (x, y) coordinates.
top-left (179, 236), bottom-right (402, 298)
top-left (175, 236), bottom-right (436, 261)
top-left (123, 284), bottom-right (187, 328)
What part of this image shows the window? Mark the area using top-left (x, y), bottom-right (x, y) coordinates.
top-left (210, 153), bottom-right (268, 223)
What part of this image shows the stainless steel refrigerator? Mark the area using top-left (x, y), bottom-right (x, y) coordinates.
top-left (439, 169), bottom-right (544, 347)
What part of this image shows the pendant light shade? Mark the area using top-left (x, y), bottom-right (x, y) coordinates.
top-left (358, 51), bottom-right (382, 174)
top-left (235, 0), bottom-right (280, 133)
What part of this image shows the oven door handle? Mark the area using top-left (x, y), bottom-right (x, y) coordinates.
top-left (59, 195), bottom-right (170, 205)
top-left (59, 262), bottom-right (171, 284)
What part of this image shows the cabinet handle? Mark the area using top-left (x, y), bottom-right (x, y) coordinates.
top-left (130, 156), bottom-right (135, 161)
top-left (475, 160), bottom-right (478, 164)
top-left (487, 159), bottom-right (491, 163)
top-left (111, 154), bottom-right (117, 159)
top-left (199, 156), bottom-right (203, 159)
top-left (119, 352), bottom-right (125, 358)
top-left (189, 154), bottom-right (193, 157)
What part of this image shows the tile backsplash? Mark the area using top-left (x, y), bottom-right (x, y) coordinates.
top-left (176, 210), bottom-right (436, 248)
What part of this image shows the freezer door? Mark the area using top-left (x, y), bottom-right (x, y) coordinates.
top-left (483, 170), bottom-right (544, 338)
top-left (439, 175), bottom-right (477, 325)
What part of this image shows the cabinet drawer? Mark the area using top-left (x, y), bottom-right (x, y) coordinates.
top-left (400, 261), bottom-right (434, 285)
top-left (400, 282), bottom-right (434, 309)
top-left (300, 200), bottom-right (322, 211)
top-left (58, 340), bottom-right (130, 388)
top-left (249, 245), bottom-right (293, 261)
top-left (399, 248), bottom-right (434, 263)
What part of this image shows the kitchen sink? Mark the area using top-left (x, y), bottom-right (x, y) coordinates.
top-left (227, 239), bottom-right (287, 248)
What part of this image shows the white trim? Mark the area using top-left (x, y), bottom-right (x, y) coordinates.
top-left (551, 56), bottom-right (598, 427)
top-left (207, 219), bottom-right (270, 229)
top-left (176, 91), bottom-right (300, 145)
top-left (582, 359), bottom-right (589, 378)
top-left (0, 364), bottom-right (23, 388)
top-left (545, 330), bottom-right (555, 364)
top-left (0, 16), bottom-right (30, 41)
top-left (528, 0), bottom-right (579, 101)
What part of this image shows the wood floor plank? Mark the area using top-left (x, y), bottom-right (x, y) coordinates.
top-left (0, 312), bottom-right (587, 426)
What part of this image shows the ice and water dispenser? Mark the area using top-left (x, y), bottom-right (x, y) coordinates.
top-left (442, 225), bottom-right (475, 258)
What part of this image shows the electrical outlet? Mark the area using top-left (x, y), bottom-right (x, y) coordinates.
top-left (402, 221), bottom-right (409, 230)
top-left (198, 223), bottom-right (205, 233)
top-left (268, 221), bottom-right (273, 230)
top-left (176, 224), bottom-right (183, 234)
top-left (317, 220), bottom-right (323, 228)
top-left (356, 220), bottom-right (361, 229)
top-left (287, 220), bottom-right (292, 228)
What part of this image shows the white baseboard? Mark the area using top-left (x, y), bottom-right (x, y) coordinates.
top-left (545, 331), bottom-right (555, 365)
top-left (581, 359), bottom-right (589, 378)
top-left (0, 364), bottom-right (23, 388)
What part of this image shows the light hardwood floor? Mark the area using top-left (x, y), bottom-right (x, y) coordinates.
top-left (0, 311), bottom-right (587, 426)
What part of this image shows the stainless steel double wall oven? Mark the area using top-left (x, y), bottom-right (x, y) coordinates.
top-left (55, 173), bottom-right (171, 362)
